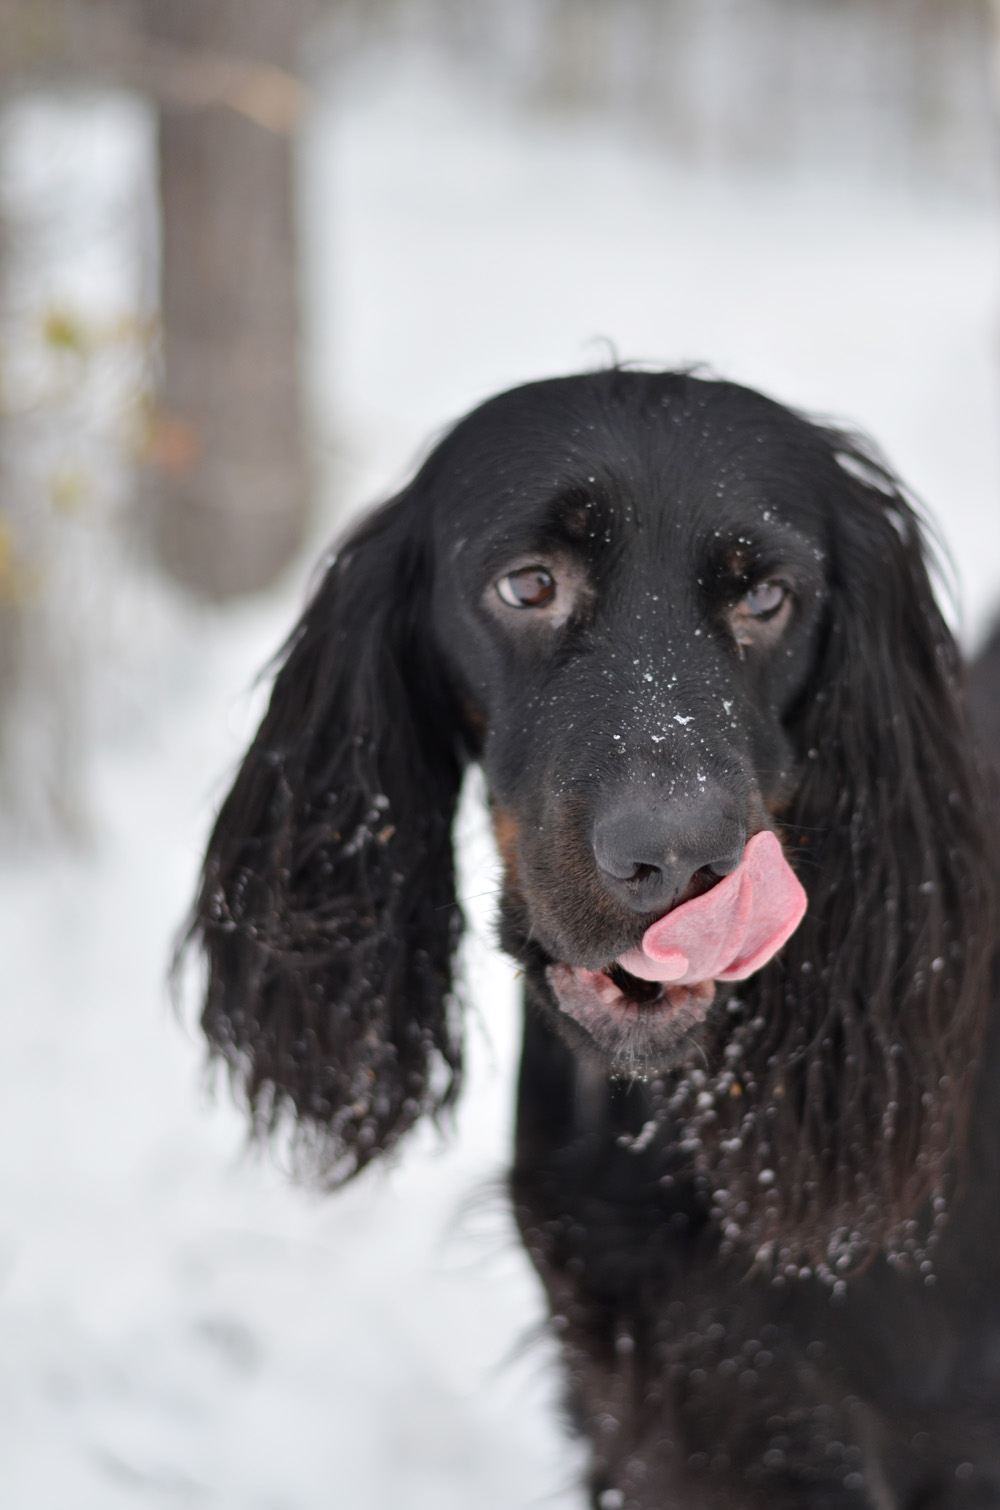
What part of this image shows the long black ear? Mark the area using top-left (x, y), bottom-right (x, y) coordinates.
top-left (188, 488), bottom-right (467, 1182)
top-left (969, 621), bottom-right (1000, 770)
top-left (702, 429), bottom-right (1000, 1260)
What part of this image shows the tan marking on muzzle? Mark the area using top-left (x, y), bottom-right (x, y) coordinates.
top-left (492, 807), bottom-right (521, 885)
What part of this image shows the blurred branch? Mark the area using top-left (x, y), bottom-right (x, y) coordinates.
top-left (96, 36), bottom-right (309, 135)
top-left (0, 0), bottom-right (310, 133)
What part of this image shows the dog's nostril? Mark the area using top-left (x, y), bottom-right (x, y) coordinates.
top-left (685, 864), bottom-right (726, 899)
top-left (705, 853), bottom-right (742, 880)
top-left (630, 862), bottom-right (660, 886)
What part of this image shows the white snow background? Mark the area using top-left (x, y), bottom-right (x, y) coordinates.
top-left (2, 47), bottom-right (1000, 1510)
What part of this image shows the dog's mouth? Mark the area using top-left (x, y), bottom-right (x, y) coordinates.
top-left (547, 958), bottom-right (718, 1032)
top-left (546, 831), bottom-right (808, 1048)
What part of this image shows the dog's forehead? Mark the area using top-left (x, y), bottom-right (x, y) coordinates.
top-left (428, 373), bottom-right (820, 559)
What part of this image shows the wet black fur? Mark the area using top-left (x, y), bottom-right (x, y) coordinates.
top-left (189, 371), bottom-right (1000, 1507)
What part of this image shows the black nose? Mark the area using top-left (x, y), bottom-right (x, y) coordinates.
top-left (592, 798), bottom-right (746, 914)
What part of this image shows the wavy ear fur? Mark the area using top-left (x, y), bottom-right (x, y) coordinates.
top-left (692, 430), bottom-right (1000, 1261)
top-left (189, 489), bottom-right (467, 1182)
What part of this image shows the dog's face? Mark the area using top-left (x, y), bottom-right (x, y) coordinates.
top-left (427, 375), bottom-right (829, 1071)
top-left (194, 366), bottom-right (994, 1236)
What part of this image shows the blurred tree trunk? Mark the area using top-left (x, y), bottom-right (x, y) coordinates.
top-left (141, 0), bottom-right (310, 597)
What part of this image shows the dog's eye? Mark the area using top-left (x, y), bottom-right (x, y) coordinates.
top-left (741, 581), bottom-right (786, 619)
top-left (725, 579), bottom-right (793, 652)
top-left (497, 567), bottom-right (556, 609)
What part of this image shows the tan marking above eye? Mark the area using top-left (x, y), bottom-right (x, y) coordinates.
top-left (497, 566), bottom-right (556, 609)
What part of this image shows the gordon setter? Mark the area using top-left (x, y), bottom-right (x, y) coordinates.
top-left (189, 370), bottom-right (1000, 1508)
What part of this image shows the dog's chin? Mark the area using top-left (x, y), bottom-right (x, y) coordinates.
top-left (545, 961), bottom-right (717, 1074)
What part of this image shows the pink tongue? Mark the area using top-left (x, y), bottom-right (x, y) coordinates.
top-left (615, 830), bottom-right (806, 986)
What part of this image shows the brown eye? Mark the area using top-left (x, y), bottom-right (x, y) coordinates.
top-left (740, 581), bottom-right (787, 619)
top-left (497, 566), bottom-right (556, 609)
top-left (725, 579), bottom-right (793, 653)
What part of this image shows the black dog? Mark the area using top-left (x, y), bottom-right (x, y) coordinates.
top-left (190, 371), bottom-right (1000, 1508)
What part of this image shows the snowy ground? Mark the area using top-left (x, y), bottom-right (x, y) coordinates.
top-left (2, 51), bottom-right (1000, 1510)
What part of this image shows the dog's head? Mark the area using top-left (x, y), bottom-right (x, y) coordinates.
top-left (189, 370), bottom-right (997, 1249)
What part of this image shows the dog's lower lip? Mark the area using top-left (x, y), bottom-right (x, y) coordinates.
top-left (546, 960), bottom-right (716, 1032)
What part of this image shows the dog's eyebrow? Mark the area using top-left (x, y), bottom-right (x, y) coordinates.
top-left (471, 496), bottom-right (613, 575)
top-left (702, 521), bottom-right (824, 584)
